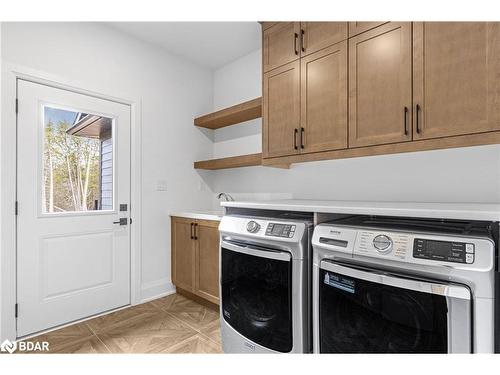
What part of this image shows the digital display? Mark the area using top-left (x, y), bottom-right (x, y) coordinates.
top-left (266, 223), bottom-right (295, 238)
top-left (271, 224), bottom-right (286, 234)
top-left (426, 240), bottom-right (452, 258)
top-left (413, 238), bottom-right (472, 264)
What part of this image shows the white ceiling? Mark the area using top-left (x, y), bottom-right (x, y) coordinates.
top-left (107, 22), bottom-right (261, 69)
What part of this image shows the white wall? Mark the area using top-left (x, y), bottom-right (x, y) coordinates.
top-left (211, 48), bottom-right (500, 204)
top-left (1, 22), bottom-right (215, 308)
top-left (212, 49), bottom-right (261, 159)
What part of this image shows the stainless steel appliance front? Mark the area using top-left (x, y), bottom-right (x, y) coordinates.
top-left (219, 215), bottom-right (312, 353)
top-left (312, 217), bottom-right (496, 353)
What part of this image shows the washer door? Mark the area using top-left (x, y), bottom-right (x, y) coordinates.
top-left (318, 261), bottom-right (471, 353)
top-left (221, 241), bottom-right (293, 352)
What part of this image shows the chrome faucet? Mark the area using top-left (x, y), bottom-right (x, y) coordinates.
top-left (217, 192), bottom-right (235, 202)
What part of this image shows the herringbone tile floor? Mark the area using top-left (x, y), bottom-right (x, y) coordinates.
top-left (23, 293), bottom-right (222, 354)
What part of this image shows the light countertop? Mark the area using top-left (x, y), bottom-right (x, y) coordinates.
top-left (221, 199), bottom-right (500, 221)
top-left (170, 210), bottom-right (223, 221)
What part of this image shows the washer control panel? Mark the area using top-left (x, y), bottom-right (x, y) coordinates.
top-left (265, 223), bottom-right (296, 238)
top-left (413, 238), bottom-right (475, 264)
top-left (312, 223), bottom-right (493, 270)
top-left (356, 231), bottom-right (410, 259)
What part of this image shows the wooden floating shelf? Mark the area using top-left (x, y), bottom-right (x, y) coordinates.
top-left (194, 153), bottom-right (263, 170)
top-left (194, 97), bottom-right (262, 129)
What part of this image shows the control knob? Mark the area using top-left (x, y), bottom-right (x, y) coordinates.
top-left (246, 220), bottom-right (260, 233)
top-left (373, 235), bottom-right (393, 254)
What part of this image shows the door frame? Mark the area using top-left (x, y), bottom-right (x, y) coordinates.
top-left (1, 63), bottom-right (143, 341)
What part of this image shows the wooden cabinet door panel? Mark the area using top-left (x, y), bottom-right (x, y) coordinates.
top-left (413, 22), bottom-right (500, 140)
top-left (263, 60), bottom-right (301, 158)
top-left (263, 22), bottom-right (300, 72)
top-left (195, 220), bottom-right (220, 305)
top-left (349, 22), bottom-right (412, 147)
top-left (301, 41), bottom-right (348, 153)
top-left (171, 217), bottom-right (195, 291)
top-left (260, 22), bottom-right (278, 31)
top-left (300, 22), bottom-right (347, 56)
top-left (348, 22), bottom-right (388, 37)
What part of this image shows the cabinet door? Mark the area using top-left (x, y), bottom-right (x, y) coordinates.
top-left (348, 22), bottom-right (388, 37)
top-left (263, 22), bottom-right (300, 72)
top-left (194, 220), bottom-right (220, 305)
top-left (301, 41), bottom-right (347, 153)
top-left (260, 22), bottom-right (278, 31)
top-left (171, 217), bottom-right (195, 291)
top-left (263, 60), bottom-right (301, 158)
top-left (300, 22), bottom-right (347, 56)
top-left (349, 22), bottom-right (412, 147)
top-left (413, 22), bottom-right (500, 140)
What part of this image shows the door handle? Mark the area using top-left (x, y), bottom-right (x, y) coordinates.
top-left (294, 128), bottom-right (298, 150)
top-left (300, 127), bottom-right (305, 149)
top-left (190, 223), bottom-right (194, 239)
top-left (403, 106), bottom-right (409, 135)
top-left (294, 32), bottom-right (299, 55)
top-left (113, 218), bottom-right (128, 226)
top-left (300, 29), bottom-right (305, 52)
top-left (194, 223), bottom-right (198, 240)
top-left (416, 104), bottom-right (421, 134)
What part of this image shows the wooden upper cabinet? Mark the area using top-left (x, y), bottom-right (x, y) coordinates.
top-left (263, 22), bottom-right (300, 73)
top-left (348, 22), bottom-right (388, 37)
top-left (413, 22), bottom-right (500, 140)
top-left (301, 41), bottom-right (348, 153)
top-left (300, 22), bottom-right (348, 56)
top-left (349, 22), bottom-right (412, 148)
top-left (263, 60), bottom-right (301, 158)
top-left (194, 220), bottom-right (220, 305)
top-left (171, 217), bottom-right (195, 292)
top-left (260, 22), bottom-right (278, 31)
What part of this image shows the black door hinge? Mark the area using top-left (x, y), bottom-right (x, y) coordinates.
top-left (130, 218), bottom-right (133, 225)
top-left (15, 201), bottom-right (18, 216)
top-left (15, 98), bottom-right (18, 114)
top-left (15, 303), bottom-right (18, 318)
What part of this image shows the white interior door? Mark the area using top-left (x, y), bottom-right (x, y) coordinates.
top-left (16, 80), bottom-right (131, 337)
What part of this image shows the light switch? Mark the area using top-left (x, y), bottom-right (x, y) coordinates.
top-left (156, 180), bottom-right (168, 191)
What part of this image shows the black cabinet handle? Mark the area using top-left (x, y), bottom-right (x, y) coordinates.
top-left (300, 127), bottom-right (305, 148)
top-left (294, 128), bottom-right (298, 150)
top-left (300, 29), bottom-right (305, 52)
top-left (403, 106), bottom-right (408, 135)
top-left (416, 104), bottom-right (421, 134)
top-left (190, 223), bottom-right (194, 239)
top-left (194, 223), bottom-right (198, 240)
top-left (294, 33), bottom-right (299, 55)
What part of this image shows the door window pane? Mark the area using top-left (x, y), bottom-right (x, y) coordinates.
top-left (42, 106), bottom-right (113, 213)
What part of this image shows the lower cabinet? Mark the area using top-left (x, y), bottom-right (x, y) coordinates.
top-left (171, 217), bottom-right (220, 305)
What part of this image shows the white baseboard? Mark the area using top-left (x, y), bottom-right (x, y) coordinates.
top-left (140, 278), bottom-right (176, 303)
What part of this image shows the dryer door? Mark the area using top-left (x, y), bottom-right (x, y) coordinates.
top-left (318, 261), bottom-right (471, 353)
